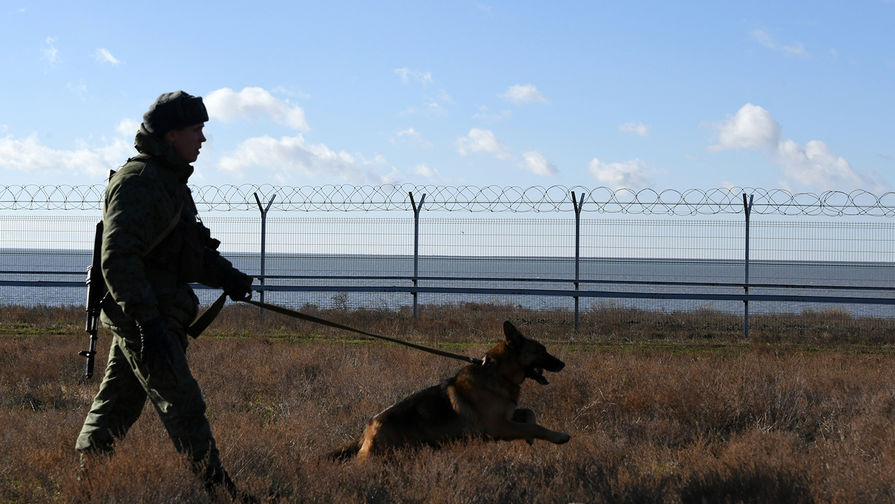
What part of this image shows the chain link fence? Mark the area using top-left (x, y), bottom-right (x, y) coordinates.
top-left (1, 185), bottom-right (893, 335)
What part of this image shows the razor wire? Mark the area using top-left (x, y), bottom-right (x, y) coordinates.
top-left (1, 183), bottom-right (894, 216)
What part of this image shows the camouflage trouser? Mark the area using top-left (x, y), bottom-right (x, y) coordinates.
top-left (75, 319), bottom-right (226, 485)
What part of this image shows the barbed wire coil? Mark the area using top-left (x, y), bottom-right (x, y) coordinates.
top-left (1, 184), bottom-right (893, 217)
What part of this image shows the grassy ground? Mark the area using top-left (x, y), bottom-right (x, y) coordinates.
top-left (2, 303), bottom-right (895, 503)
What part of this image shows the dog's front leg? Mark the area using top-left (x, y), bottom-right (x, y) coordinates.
top-left (486, 416), bottom-right (571, 445)
top-left (512, 408), bottom-right (536, 445)
top-left (512, 408), bottom-right (536, 424)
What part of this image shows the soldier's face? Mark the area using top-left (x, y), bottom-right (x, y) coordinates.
top-left (166, 123), bottom-right (206, 163)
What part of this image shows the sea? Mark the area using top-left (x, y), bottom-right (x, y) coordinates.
top-left (1, 249), bottom-right (893, 318)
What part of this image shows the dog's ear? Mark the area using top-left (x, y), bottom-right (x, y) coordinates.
top-left (503, 321), bottom-right (523, 345)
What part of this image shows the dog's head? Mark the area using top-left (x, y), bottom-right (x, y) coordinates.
top-left (503, 320), bottom-right (564, 385)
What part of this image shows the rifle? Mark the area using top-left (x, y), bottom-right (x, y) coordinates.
top-left (80, 220), bottom-right (106, 380)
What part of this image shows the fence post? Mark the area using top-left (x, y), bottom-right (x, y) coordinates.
top-left (571, 191), bottom-right (585, 333)
top-left (253, 192), bottom-right (276, 317)
top-left (742, 193), bottom-right (754, 338)
top-left (409, 192), bottom-right (426, 320)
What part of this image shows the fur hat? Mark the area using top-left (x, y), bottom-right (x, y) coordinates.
top-left (142, 91), bottom-right (208, 135)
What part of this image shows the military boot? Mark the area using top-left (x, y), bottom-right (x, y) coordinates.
top-left (201, 463), bottom-right (259, 503)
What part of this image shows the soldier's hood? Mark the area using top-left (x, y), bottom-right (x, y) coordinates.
top-left (133, 124), bottom-right (195, 183)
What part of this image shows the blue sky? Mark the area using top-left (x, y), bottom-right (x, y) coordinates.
top-left (1, 1), bottom-right (892, 193)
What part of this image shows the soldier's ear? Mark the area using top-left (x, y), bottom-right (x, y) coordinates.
top-left (503, 321), bottom-right (523, 345)
top-left (164, 129), bottom-right (177, 145)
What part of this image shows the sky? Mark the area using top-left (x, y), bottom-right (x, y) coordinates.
top-left (1, 1), bottom-right (893, 194)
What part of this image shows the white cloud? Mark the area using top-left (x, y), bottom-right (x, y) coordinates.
top-left (205, 87), bottom-right (309, 131)
top-left (42, 37), bottom-right (59, 65)
top-left (751, 29), bottom-right (808, 58)
top-left (67, 81), bottom-right (88, 101)
top-left (424, 99), bottom-right (446, 114)
top-left (473, 105), bottom-right (512, 122)
top-left (435, 89), bottom-right (453, 105)
top-left (711, 103), bottom-right (780, 152)
top-left (401, 93), bottom-right (452, 118)
top-left (520, 151), bottom-right (558, 176)
top-left (394, 69), bottom-right (450, 118)
top-left (776, 139), bottom-right (863, 189)
top-left (499, 84), bottom-right (548, 104)
top-left (395, 128), bottom-right (417, 138)
top-left (94, 48), bottom-right (120, 65)
top-left (394, 67), bottom-right (433, 85)
top-left (116, 118), bottom-right (140, 137)
top-left (378, 163), bottom-right (444, 185)
top-left (619, 122), bottom-right (650, 137)
top-left (0, 133), bottom-right (129, 178)
top-left (395, 128), bottom-right (419, 138)
top-left (413, 163), bottom-right (441, 179)
top-left (711, 103), bottom-right (878, 191)
top-left (217, 133), bottom-right (383, 182)
top-left (588, 157), bottom-right (648, 188)
top-left (427, 89), bottom-right (454, 113)
top-left (456, 128), bottom-right (510, 159)
top-left (392, 127), bottom-right (433, 147)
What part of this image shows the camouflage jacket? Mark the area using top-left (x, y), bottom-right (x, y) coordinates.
top-left (100, 125), bottom-right (241, 334)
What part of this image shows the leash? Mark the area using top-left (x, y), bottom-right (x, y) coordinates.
top-left (190, 293), bottom-right (480, 365)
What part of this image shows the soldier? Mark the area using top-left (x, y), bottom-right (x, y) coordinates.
top-left (75, 91), bottom-right (254, 500)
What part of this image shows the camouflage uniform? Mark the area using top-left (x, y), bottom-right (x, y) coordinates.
top-left (76, 93), bottom-right (251, 493)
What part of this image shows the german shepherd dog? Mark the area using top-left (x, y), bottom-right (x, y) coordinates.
top-left (330, 321), bottom-right (570, 462)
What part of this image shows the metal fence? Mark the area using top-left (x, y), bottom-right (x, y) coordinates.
top-left (1, 185), bottom-right (894, 335)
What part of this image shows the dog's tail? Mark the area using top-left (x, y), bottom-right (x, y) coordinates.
top-left (327, 437), bottom-right (362, 462)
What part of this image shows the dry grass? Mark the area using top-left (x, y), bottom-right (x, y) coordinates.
top-left (2, 303), bottom-right (895, 502)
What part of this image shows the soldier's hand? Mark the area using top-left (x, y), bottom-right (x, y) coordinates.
top-left (137, 317), bottom-right (175, 370)
top-left (223, 270), bottom-right (253, 302)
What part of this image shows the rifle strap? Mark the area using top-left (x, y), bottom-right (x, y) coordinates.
top-left (187, 292), bottom-right (227, 338)
top-left (145, 203), bottom-right (183, 256)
